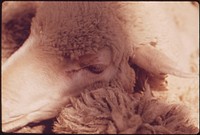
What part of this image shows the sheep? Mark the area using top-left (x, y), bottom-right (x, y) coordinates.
top-left (2, 1), bottom-right (199, 133)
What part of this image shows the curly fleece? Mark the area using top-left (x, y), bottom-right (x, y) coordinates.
top-left (16, 82), bottom-right (198, 134)
top-left (52, 84), bottom-right (198, 134)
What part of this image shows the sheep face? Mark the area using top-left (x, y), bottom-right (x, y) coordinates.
top-left (2, 2), bottom-right (134, 132)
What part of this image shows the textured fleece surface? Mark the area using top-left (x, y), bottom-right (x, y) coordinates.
top-left (16, 83), bottom-right (198, 134)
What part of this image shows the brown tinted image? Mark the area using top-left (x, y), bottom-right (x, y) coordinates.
top-left (1, 1), bottom-right (199, 134)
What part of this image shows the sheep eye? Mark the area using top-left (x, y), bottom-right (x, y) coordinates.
top-left (85, 65), bottom-right (105, 74)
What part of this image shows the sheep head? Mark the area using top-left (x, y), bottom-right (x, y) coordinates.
top-left (2, 2), bottom-right (135, 132)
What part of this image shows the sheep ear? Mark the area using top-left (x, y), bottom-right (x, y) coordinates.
top-left (129, 45), bottom-right (198, 78)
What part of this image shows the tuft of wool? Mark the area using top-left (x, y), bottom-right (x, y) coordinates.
top-left (52, 84), bottom-right (198, 134)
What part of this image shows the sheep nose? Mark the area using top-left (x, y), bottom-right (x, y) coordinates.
top-left (2, 36), bottom-right (71, 132)
top-left (2, 37), bottom-right (38, 130)
top-left (2, 37), bottom-right (41, 98)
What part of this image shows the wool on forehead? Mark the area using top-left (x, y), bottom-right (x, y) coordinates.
top-left (31, 2), bottom-right (130, 62)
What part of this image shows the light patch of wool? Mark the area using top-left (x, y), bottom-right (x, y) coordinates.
top-left (120, 2), bottom-right (199, 128)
